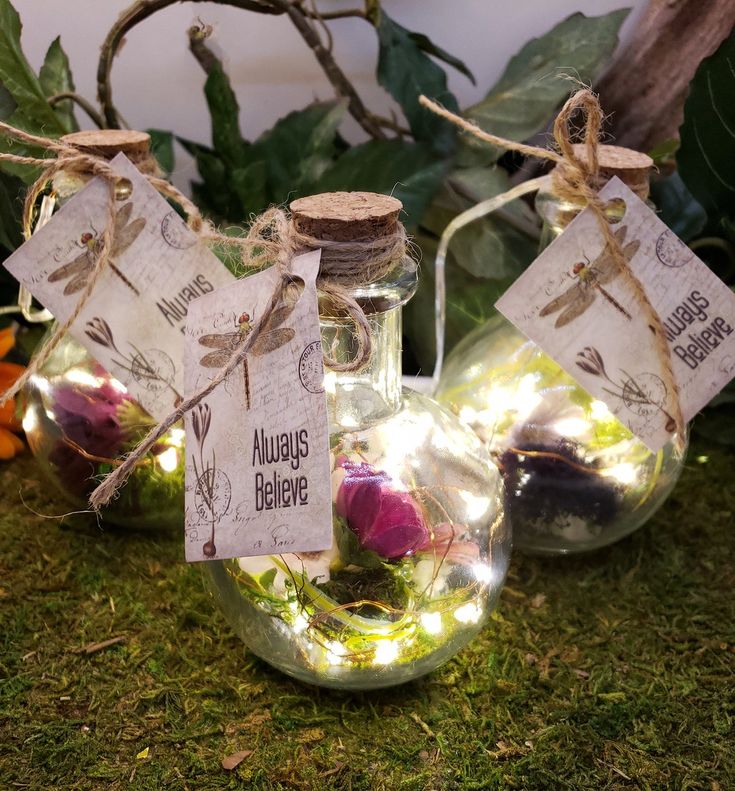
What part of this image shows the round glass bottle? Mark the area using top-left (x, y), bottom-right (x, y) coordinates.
top-left (205, 193), bottom-right (510, 689)
top-left (20, 131), bottom-right (186, 529)
top-left (436, 146), bottom-right (687, 554)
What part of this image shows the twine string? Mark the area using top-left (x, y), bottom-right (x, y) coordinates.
top-left (419, 90), bottom-right (685, 449)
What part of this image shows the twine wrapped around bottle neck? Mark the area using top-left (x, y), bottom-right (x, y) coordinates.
top-left (419, 89), bottom-right (685, 452)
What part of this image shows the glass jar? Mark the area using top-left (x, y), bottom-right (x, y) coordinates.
top-left (19, 131), bottom-right (185, 529)
top-left (205, 193), bottom-right (510, 690)
top-left (436, 150), bottom-right (687, 554)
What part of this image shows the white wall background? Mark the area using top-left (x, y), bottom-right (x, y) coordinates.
top-left (13, 0), bottom-right (647, 190)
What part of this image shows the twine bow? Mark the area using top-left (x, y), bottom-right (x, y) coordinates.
top-left (419, 89), bottom-right (685, 451)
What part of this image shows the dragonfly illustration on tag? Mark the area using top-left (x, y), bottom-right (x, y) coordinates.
top-left (539, 225), bottom-right (640, 327)
top-left (47, 200), bottom-right (145, 296)
top-left (198, 302), bottom-right (296, 409)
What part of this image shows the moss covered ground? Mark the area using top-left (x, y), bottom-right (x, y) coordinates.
top-left (1, 442), bottom-right (733, 790)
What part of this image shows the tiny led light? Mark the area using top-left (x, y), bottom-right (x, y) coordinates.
top-left (326, 640), bottom-right (348, 666)
top-left (109, 377), bottom-right (128, 394)
top-left (65, 369), bottom-right (103, 388)
top-left (157, 447), bottom-right (179, 473)
top-left (168, 427), bottom-right (185, 448)
top-left (420, 611), bottom-right (443, 635)
top-left (459, 491), bottom-right (491, 521)
top-left (292, 612), bottom-right (309, 634)
top-left (373, 640), bottom-right (400, 665)
top-left (590, 399), bottom-right (612, 420)
top-left (604, 462), bottom-right (637, 485)
top-left (553, 417), bottom-right (589, 437)
top-left (454, 601), bottom-right (483, 625)
top-left (22, 410), bottom-right (37, 433)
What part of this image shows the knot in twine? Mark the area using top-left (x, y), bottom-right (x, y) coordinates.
top-left (419, 89), bottom-right (685, 450)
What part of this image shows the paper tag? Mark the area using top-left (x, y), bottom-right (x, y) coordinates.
top-left (496, 177), bottom-right (735, 451)
top-left (183, 251), bottom-right (333, 562)
top-left (3, 153), bottom-right (234, 420)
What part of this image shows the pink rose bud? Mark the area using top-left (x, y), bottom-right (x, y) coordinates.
top-left (336, 461), bottom-right (429, 560)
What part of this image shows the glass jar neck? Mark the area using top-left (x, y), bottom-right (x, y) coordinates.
top-left (321, 259), bottom-right (417, 430)
top-left (535, 184), bottom-right (648, 251)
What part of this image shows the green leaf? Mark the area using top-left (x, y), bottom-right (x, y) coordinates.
top-left (649, 171), bottom-right (707, 242)
top-left (146, 128), bottom-right (175, 175)
top-left (312, 139), bottom-right (447, 228)
top-left (204, 63), bottom-right (247, 168)
top-left (422, 168), bottom-right (538, 279)
top-left (191, 149), bottom-right (231, 219)
top-left (648, 138), bottom-right (679, 166)
top-left (406, 31), bottom-right (476, 85)
top-left (371, 8), bottom-right (459, 154)
top-left (405, 231), bottom-right (519, 373)
top-left (38, 37), bottom-right (77, 133)
top-left (0, 0), bottom-right (66, 136)
top-left (230, 159), bottom-right (269, 218)
top-left (259, 567), bottom-right (277, 590)
top-left (175, 135), bottom-right (213, 159)
top-left (177, 137), bottom-right (234, 222)
top-left (334, 515), bottom-right (384, 570)
top-left (250, 100), bottom-right (347, 202)
top-left (0, 82), bottom-right (16, 119)
top-left (461, 9), bottom-right (629, 165)
top-left (677, 31), bottom-right (735, 225)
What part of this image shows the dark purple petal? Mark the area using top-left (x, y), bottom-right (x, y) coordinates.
top-left (335, 460), bottom-right (428, 561)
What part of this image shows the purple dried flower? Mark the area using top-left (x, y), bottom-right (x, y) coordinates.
top-left (335, 460), bottom-right (429, 560)
top-left (47, 366), bottom-right (131, 495)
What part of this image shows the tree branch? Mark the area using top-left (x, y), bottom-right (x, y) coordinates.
top-left (297, 3), bottom-right (366, 21)
top-left (187, 23), bottom-right (219, 74)
top-left (48, 92), bottom-right (106, 129)
top-left (595, 0), bottom-right (735, 151)
top-left (97, 0), bottom-right (283, 128)
top-left (265, 0), bottom-right (386, 139)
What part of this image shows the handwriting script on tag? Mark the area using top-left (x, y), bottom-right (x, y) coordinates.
top-left (183, 250), bottom-right (333, 562)
top-left (496, 177), bottom-right (735, 451)
top-left (3, 153), bottom-right (234, 420)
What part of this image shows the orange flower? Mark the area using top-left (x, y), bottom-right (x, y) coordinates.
top-left (0, 326), bottom-right (25, 460)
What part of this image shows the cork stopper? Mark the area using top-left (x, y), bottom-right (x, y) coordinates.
top-left (62, 129), bottom-right (151, 160)
top-left (290, 191), bottom-right (403, 241)
top-left (569, 143), bottom-right (653, 199)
